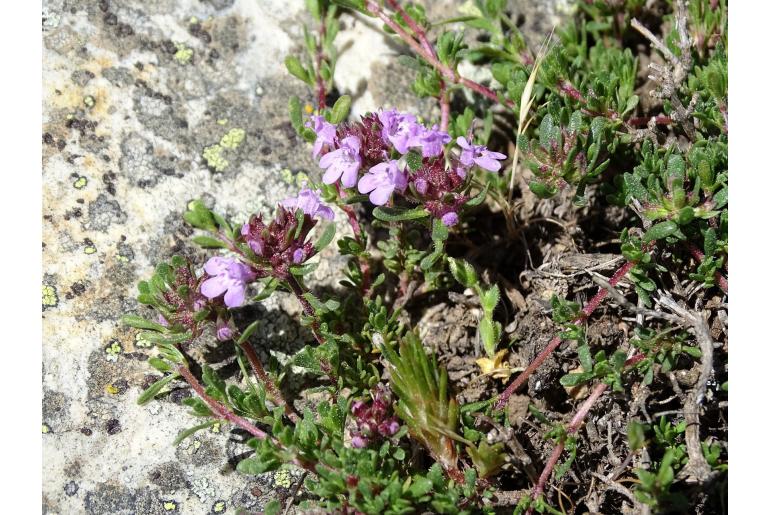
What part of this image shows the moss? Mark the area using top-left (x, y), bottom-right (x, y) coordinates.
top-left (220, 128), bottom-right (245, 149)
top-left (174, 43), bottom-right (193, 65)
top-left (202, 144), bottom-right (228, 172)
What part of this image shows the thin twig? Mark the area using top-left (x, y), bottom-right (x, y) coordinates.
top-left (495, 260), bottom-right (636, 409)
top-left (656, 294), bottom-right (715, 481)
top-left (526, 354), bottom-right (645, 511)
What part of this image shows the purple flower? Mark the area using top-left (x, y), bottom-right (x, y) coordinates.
top-left (240, 223), bottom-right (264, 255)
top-left (417, 125), bottom-right (451, 158)
top-left (308, 115), bottom-right (337, 158)
top-left (200, 256), bottom-right (257, 308)
top-left (350, 435), bottom-right (369, 448)
top-left (292, 248), bottom-right (306, 264)
top-left (157, 315), bottom-right (169, 327)
top-left (456, 136), bottom-right (507, 172)
top-left (378, 109), bottom-right (422, 154)
top-left (357, 160), bottom-right (408, 206)
top-left (320, 136), bottom-right (362, 188)
top-left (378, 419), bottom-right (400, 436)
top-left (280, 187), bottom-right (335, 221)
top-left (216, 319), bottom-right (234, 341)
top-left (441, 211), bottom-right (459, 227)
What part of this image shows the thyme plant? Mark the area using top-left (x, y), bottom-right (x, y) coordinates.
top-left (123, 0), bottom-right (727, 512)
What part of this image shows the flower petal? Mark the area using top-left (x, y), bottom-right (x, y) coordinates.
top-left (200, 276), bottom-right (228, 299)
top-left (474, 155), bottom-right (502, 172)
top-left (369, 185), bottom-right (394, 206)
top-left (204, 256), bottom-right (230, 276)
top-left (223, 284), bottom-right (246, 308)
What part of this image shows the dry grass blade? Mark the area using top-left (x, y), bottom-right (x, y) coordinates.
top-left (507, 29), bottom-right (554, 204)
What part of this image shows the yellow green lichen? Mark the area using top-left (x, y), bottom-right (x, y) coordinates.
top-left (274, 469), bottom-right (292, 488)
top-left (216, 118), bottom-right (228, 126)
top-left (104, 384), bottom-right (119, 395)
top-left (295, 171), bottom-right (309, 185)
top-left (43, 285), bottom-right (59, 307)
top-left (203, 144), bottom-right (228, 172)
top-left (163, 500), bottom-right (177, 511)
top-left (174, 43), bottom-right (193, 64)
top-left (83, 95), bottom-right (95, 108)
top-left (105, 341), bottom-right (122, 362)
top-left (73, 176), bottom-right (87, 189)
top-left (117, 254), bottom-right (130, 263)
top-left (84, 244), bottom-right (97, 255)
top-left (135, 332), bottom-right (153, 348)
top-left (211, 422), bottom-right (221, 434)
top-left (42, 423), bottom-right (51, 434)
top-left (212, 501), bottom-right (226, 513)
top-left (220, 128), bottom-right (246, 149)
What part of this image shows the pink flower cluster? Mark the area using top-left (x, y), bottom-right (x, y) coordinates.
top-left (308, 109), bottom-right (506, 225)
top-left (199, 188), bottom-right (335, 308)
top-left (349, 384), bottom-right (400, 449)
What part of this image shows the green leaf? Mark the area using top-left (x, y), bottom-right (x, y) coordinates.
top-left (137, 373), bottom-right (178, 405)
top-left (529, 181), bottom-right (558, 199)
top-left (173, 420), bottom-right (217, 445)
top-left (139, 331), bottom-right (193, 346)
top-left (121, 314), bottom-right (166, 332)
top-left (372, 205), bottom-right (429, 222)
top-left (191, 236), bottom-right (227, 249)
top-left (448, 258), bottom-right (478, 288)
top-left (264, 499), bottom-right (282, 515)
top-left (237, 320), bottom-right (260, 345)
top-left (643, 220), bottom-right (679, 243)
top-left (314, 223), bottom-right (336, 252)
top-left (627, 420), bottom-right (647, 451)
top-left (328, 95), bottom-right (351, 124)
top-left (148, 357), bottom-right (172, 373)
top-left (288, 96), bottom-right (304, 133)
top-left (405, 150), bottom-right (424, 172)
top-left (292, 345), bottom-right (323, 375)
top-left (236, 456), bottom-right (280, 475)
top-left (329, 0), bottom-right (369, 15)
top-left (285, 56), bottom-right (311, 84)
top-left (465, 184), bottom-right (488, 207)
top-left (480, 285), bottom-right (500, 313)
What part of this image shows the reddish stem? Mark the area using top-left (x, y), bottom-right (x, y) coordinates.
top-left (557, 79), bottom-right (586, 103)
top-left (439, 86), bottom-right (451, 132)
top-left (239, 340), bottom-right (300, 423)
top-left (177, 365), bottom-right (270, 440)
top-left (627, 114), bottom-right (673, 127)
top-left (285, 274), bottom-right (339, 384)
top-left (366, 1), bottom-right (512, 109)
top-left (687, 243), bottom-right (728, 294)
top-left (527, 353), bottom-right (645, 510)
top-left (495, 260), bottom-right (635, 409)
top-left (336, 185), bottom-right (372, 294)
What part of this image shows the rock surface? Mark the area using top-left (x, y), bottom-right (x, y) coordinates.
top-left (42, 1), bottom-right (573, 513)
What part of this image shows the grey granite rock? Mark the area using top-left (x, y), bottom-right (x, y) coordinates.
top-left (42, 1), bottom-right (573, 513)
